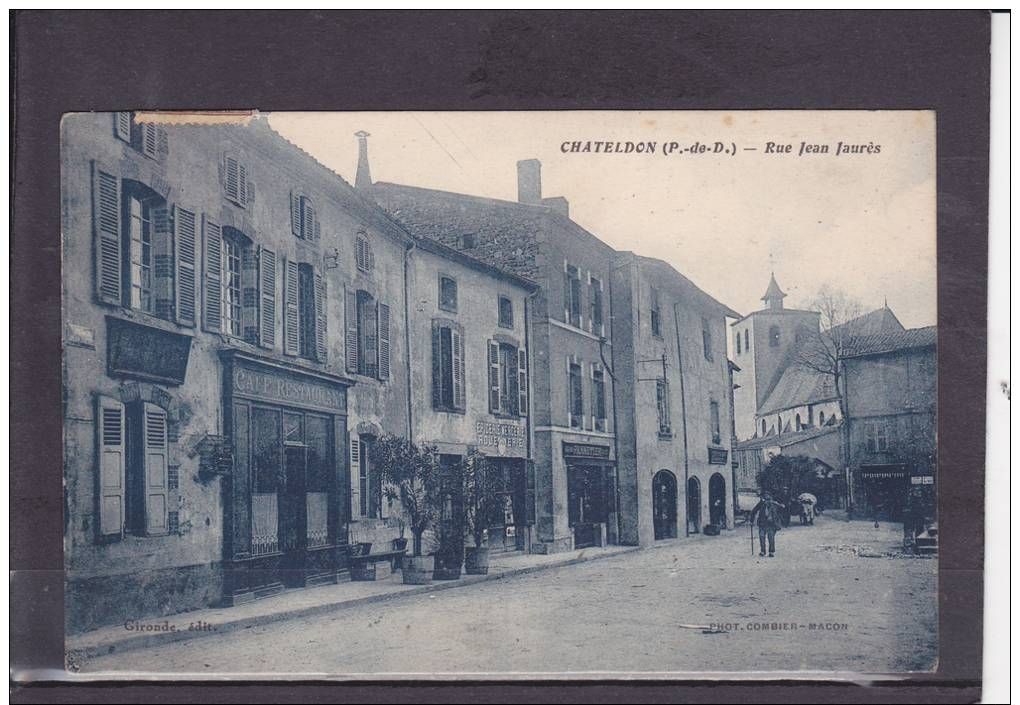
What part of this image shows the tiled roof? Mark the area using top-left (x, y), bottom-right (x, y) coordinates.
top-left (840, 326), bottom-right (937, 359)
top-left (758, 364), bottom-right (838, 415)
top-left (828, 306), bottom-right (905, 338)
top-left (366, 182), bottom-right (612, 281)
top-left (735, 423), bottom-right (841, 451)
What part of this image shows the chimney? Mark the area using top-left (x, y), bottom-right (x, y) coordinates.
top-left (517, 159), bottom-right (542, 204)
top-left (355, 130), bottom-right (372, 189)
top-left (541, 196), bottom-right (569, 219)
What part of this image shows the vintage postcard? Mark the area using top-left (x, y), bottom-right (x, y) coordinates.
top-left (60, 110), bottom-right (937, 679)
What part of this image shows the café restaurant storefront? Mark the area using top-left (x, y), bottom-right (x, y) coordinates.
top-left (220, 350), bottom-right (353, 605)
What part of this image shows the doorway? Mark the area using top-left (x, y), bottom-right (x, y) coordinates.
top-left (687, 476), bottom-right (701, 534)
top-left (652, 470), bottom-right (678, 540)
top-left (568, 464), bottom-right (606, 549)
top-left (709, 473), bottom-right (727, 527)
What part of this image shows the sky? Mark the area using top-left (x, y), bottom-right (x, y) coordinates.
top-left (268, 111), bottom-right (936, 328)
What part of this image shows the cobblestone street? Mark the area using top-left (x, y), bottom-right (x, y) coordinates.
top-left (79, 515), bottom-right (937, 678)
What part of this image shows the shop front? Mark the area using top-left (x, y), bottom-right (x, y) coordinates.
top-left (856, 464), bottom-right (909, 521)
top-left (220, 350), bottom-right (353, 605)
top-left (474, 420), bottom-right (534, 553)
top-left (563, 441), bottom-right (615, 549)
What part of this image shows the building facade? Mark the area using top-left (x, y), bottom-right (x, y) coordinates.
top-left (62, 113), bottom-right (422, 631)
top-left (367, 157), bottom-right (620, 553)
top-left (611, 254), bottom-right (740, 545)
top-left (405, 236), bottom-right (537, 554)
top-left (841, 327), bottom-right (937, 520)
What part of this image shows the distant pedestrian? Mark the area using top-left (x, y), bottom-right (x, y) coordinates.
top-left (797, 492), bottom-right (817, 525)
top-left (750, 492), bottom-right (785, 558)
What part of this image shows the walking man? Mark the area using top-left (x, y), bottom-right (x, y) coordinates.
top-left (750, 492), bottom-right (784, 558)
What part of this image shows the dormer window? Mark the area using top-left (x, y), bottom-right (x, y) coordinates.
top-left (223, 154), bottom-right (255, 207)
top-left (113, 112), bottom-right (167, 161)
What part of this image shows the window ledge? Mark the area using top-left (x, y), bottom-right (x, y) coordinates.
top-left (658, 431), bottom-right (674, 440)
top-left (432, 406), bottom-right (466, 415)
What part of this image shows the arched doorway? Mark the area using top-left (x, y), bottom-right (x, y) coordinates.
top-left (709, 473), bottom-right (727, 527)
top-left (687, 477), bottom-right (701, 534)
top-left (652, 470), bottom-right (678, 540)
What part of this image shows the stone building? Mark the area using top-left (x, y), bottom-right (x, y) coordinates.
top-left (404, 233), bottom-right (538, 555)
top-left (365, 154), bottom-right (620, 553)
top-left (841, 326), bottom-right (937, 520)
top-left (611, 254), bottom-right (740, 544)
top-left (61, 113), bottom-right (418, 631)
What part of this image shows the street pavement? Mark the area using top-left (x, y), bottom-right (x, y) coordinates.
top-left (77, 515), bottom-right (937, 678)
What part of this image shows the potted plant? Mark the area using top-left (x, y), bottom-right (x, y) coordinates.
top-left (391, 517), bottom-right (408, 553)
top-left (463, 451), bottom-right (500, 575)
top-left (373, 435), bottom-right (443, 585)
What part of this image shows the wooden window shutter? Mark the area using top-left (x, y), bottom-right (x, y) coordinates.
top-left (488, 340), bottom-right (501, 414)
top-left (258, 246), bottom-right (276, 348)
top-left (142, 123), bottom-right (159, 159)
top-left (157, 127), bottom-right (169, 156)
top-left (174, 206), bottom-right (198, 327)
top-left (283, 258), bottom-right (300, 356)
top-left (431, 323), bottom-right (442, 409)
top-left (364, 296), bottom-right (378, 378)
top-left (518, 347), bottom-right (528, 416)
top-left (142, 403), bottom-right (169, 536)
top-left (242, 246), bottom-right (260, 343)
top-left (92, 162), bottom-right (122, 305)
top-left (314, 271), bottom-right (328, 362)
top-left (349, 434), bottom-right (361, 518)
top-left (201, 215), bottom-right (223, 333)
top-left (114, 112), bottom-right (132, 142)
top-left (345, 288), bottom-right (359, 373)
top-left (96, 396), bottom-right (126, 540)
top-left (290, 191), bottom-right (301, 237)
top-left (238, 163), bottom-right (249, 207)
top-left (152, 206), bottom-right (175, 320)
top-left (224, 155), bottom-right (240, 203)
top-left (563, 260), bottom-right (570, 323)
top-left (377, 302), bottom-right (391, 380)
top-left (451, 327), bottom-right (464, 410)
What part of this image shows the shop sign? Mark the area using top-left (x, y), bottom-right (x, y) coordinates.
top-left (232, 365), bottom-right (346, 412)
top-left (475, 421), bottom-right (526, 452)
top-left (107, 316), bottom-right (192, 386)
top-left (910, 476), bottom-right (935, 485)
top-left (562, 442), bottom-right (611, 460)
top-left (708, 447), bottom-right (729, 465)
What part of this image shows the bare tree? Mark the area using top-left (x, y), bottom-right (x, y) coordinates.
top-left (792, 285), bottom-right (865, 400)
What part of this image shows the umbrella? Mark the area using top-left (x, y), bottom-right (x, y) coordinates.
top-left (797, 493), bottom-right (817, 504)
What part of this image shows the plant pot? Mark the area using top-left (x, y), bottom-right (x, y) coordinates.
top-left (401, 554), bottom-right (435, 585)
top-left (391, 537), bottom-right (408, 552)
top-left (464, 546), bottom-right (490, 575)
top-left (433, 559), bottom-right (462, 581)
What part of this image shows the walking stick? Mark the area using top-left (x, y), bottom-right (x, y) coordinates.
top-left (750, 516), bottom-right (755, 556)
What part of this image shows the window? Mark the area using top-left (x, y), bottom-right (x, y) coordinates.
top-left (290, 191), bottom-right (320, 241)
top-left (710, 400), bottom-right (722, 444)
top-left (126, 191), bottom-right (155, 314)
top-left (592, 366), bottom-right (607, 431)
top-left (568, 361), bottom-right (583, 428)
top-left (808, 406), bottom-right (815, 426)
top-left (439, 276), bottom-right (458, 313)
top-left (432, 323), bottom-right (465, 412)
top-left (590, 276), bottom-right (604, 335)
top-left (736, 330), bottom-right (742, 355)
top-left (346, 289), bottom-right (389, 380)
top-left (221, 235), bottom-right (244, 337)
top-left (356, 234), bottom-right (375, 273)
top-left (113, 112), bottom-right (167, 161)
top-left (819, 411), bottom-right (826, 426)
top-left (352, 434), bottom-right (381, 519)
top-left (702, 317), bottom-right (713, 361)
top-left (460, 233), bottom-right (476, 249)
top-left (795, 413), bottom-right (802, 432)
top-left (488, 341), bottom-right (526, 416)
top-left (866, 423), bottom-right (891, 452)
top-left (656, 379), bottom-right (671, 435)
top-left (498, 296), bottom-right (514, 328)
top-left (769, 325), bottom-right (781, 348)
top-left (96, 397), bottom-right (170, 541)
top-left (298, 263), bottom-right (317, 360)
top-left (761, 419), bottom-right (767, 436)
top-left (744, 329), bottom-right (749, 352)
top-left (223, 154), bottom-right (254, 207)
top-left (650, 287), bottom-right (662, 338)
top-left (564, 264), bottom-right (582, 328)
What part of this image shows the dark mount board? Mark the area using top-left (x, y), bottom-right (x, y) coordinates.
top-left (11, 10), bottom-right (989, 703)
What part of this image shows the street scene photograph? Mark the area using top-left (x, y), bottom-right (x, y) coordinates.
top-left (60, 110), bottom-right (938, 678)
